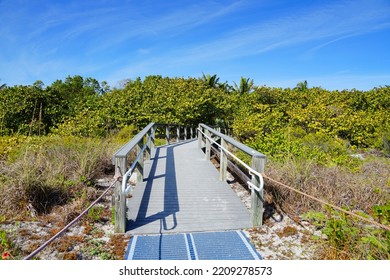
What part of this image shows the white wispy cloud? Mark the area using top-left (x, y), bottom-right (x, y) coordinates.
top-left (1, 0), bottom-right (244, 83)
top-left (1, 0), bottom-right (389, 88)
top-left (175, 0), bottom-right (390, 62)
top-left (103, 0), bottom-right (390, 87)
top-left (87, 1), bottom-right (244, 54)
top-left (0, 1), bottom-right (234, 82)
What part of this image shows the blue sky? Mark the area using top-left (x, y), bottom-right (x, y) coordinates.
top-left (1, 0), bottom-right (390, 90)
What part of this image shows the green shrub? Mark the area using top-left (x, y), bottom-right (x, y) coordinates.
top-left (110, 125), bottom-right (137, 145)
top-left (87, 206), bottom-right (104, 222)
top-left (303, 207), bottom-right (390, 259)
top-left (383, 131), bottom-right (390, 156)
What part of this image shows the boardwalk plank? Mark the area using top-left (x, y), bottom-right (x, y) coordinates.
top-left (126, 140), bottom-right (252, 234)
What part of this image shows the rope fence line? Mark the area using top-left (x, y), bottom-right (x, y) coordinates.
top-left (262, 174), bottom-right (390, 232)
top-left (197, 127), bottom-right (389, 231)
top-left (23, 177), bottom-right (120, 260)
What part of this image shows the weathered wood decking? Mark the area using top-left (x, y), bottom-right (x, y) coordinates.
top-left (126, 139), bottom-right (252, 234)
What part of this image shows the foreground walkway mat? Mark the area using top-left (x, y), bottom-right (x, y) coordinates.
top-left (125, 230), bottom-right (262, 260)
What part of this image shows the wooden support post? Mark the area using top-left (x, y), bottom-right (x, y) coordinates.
top-left (145, 130), bottom-right (151, 160)
top-left (205, 129), bottom-right (211, 161)
top-left (177, 126), bottom-right (180, 142)
top-left (166, 125), bottom-right (170, 145)
top-left (219, 138), bottom-right (228, 181)
top-left (114, 157), bottom-right (127, 233)
top-left (136, 139), bottom-right (144, 182)
top-left (197, 126), bottom-right (202, 149)
top-left (250, 153), bottom-right (266, 227)
top-left (150, 126), bottom-right (155, 157)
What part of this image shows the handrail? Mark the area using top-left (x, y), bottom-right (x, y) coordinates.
top-left (112, 122), bottom-right (155, 162)
top-left (112, 122), bottom-right (197, 233)
top-left (112, 123), bottom-right (155, 233)
top-left (199, 123), bottom-right (266, 159)
top-left (121, 134), bottom-right (151, 195)
top-left (197, 128), bottom-right (264, 192)
top-left (198, 123), bottom-right (267, 226)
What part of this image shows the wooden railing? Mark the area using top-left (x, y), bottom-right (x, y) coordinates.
top-left (197, 123), bottom-right (267, 227)
top-left (112, 122), bottom-right (197, 233)
top-left (113, 122), bottom-right (266, 232)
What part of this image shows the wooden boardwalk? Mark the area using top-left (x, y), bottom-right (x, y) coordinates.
top-left (126, 139), bottom-right (252, 234)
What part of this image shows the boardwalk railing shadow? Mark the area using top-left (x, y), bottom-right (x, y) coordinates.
top-left (127, 141), bottom-right (190, 232)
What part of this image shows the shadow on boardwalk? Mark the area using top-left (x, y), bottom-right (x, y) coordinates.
top-left (127, 143), bottom-right (187, 232)
top-left (126, 140), bottom-right (251, 234)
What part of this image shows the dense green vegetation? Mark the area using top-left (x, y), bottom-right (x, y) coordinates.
top-left (1, 75), bottom-right (388, 155)
top-left (234, 85), bottom-right (390, 166)
top-left (0, 74), bottom-right (389, 259)
top-left (0, 75), bottom-right (233, 137)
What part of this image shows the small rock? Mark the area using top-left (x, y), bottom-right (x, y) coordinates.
top-left (351, 154), bottom-right (365, 160)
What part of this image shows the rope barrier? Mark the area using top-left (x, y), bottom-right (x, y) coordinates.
top-left (263, 174), bottom-right (390, 232)
top-left (199, 127), bottom-right (389, 231)
top-left (23, 177), bottom-right (119, 260)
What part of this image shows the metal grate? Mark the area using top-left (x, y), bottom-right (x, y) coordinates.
top-left (125, 231), bottom-right (262, 260)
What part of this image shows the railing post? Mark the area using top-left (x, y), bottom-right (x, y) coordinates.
top-left (219, 138), bottom-right (228, 181)
top-left (166, 124), bottom-right (170, 145)
top-left (114, 156), bottom-right (127, 233)
top-left (205, 129), bottom-right (211, 161)
top-left (136, 139), bottom-right (144, 182)
top-left (251, 153), bottom-right (266, 227)
top-left (177, 125), bottom-right (180, 142)
top-left (197, 125), bottom-right (202, 149)
top-left (150, 125), bottom-right (155, 157)
top-left (146, 129), bottom-right (152, 160)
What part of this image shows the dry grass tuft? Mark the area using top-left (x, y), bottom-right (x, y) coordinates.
top-left (264, 156), bottom-right (390, 260)
top-left (63, 252), bottom-right (78, 260)
top-left (108, 234), bottom-right (130, 260)
top-left (277, 226), bottom-right (298, 238)
top-left (55, 235), bottom-right (84, 252)
top-left (0, 136), bottom-right (117, 220)
top-left (265, 157), bottom-right (390, 214)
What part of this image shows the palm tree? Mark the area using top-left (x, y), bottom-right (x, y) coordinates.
top-left (201, 73), bottom-right (220, 88)
top-left (233, 77), bottom-right (254, 94)
top-left (217, 81), bottom-right (234, 92)
top-left (295, 80), bottom-right (308, 91)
